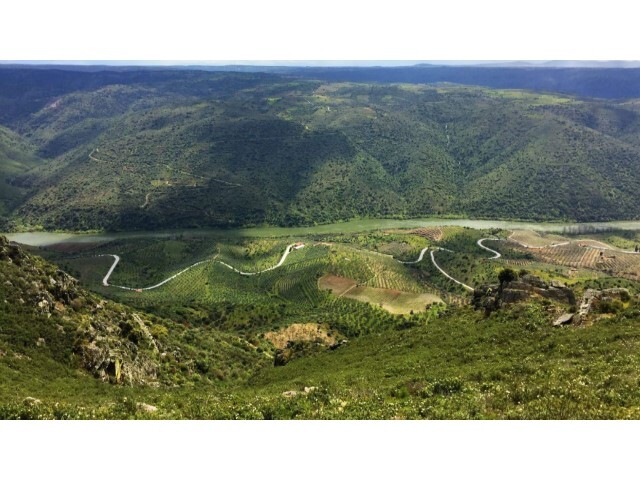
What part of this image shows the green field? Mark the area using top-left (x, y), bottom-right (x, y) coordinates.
top-left (319, 275), bottom-right (442, 314)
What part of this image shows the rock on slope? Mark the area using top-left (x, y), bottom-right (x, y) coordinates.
top-left (0, 236), bottom-right (160, 385)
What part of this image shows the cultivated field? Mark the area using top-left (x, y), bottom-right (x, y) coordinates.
top-left (319, 274), bottom-right (443, 314)
top-left (508, 241), bottom-right (640, 281)
top-left (509, 230), bottom-right (570, 247)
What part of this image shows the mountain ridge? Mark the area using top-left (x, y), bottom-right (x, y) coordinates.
top-left (2, 69), bottom-right (640, 231)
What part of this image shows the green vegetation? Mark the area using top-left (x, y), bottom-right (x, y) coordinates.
top-left (2, 70), bottom-right (640, 231)
top-left (0, 126), bottom-right (42, 226)
top-left (6, 300), bottom-right (640, 419)
top-left (5, 65), bottom-right (640, 420)
top-left (4, 223), bottom-right (640, 419)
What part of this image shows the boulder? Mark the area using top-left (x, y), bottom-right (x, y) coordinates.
top-left (553, 313), bottom-right (574, 326)
top-left (136, 402), bottom-right (158, 413)
top-left (501, 288), bottom-right (531, 303)
top-left (473, 274), bottom-right (576, 315)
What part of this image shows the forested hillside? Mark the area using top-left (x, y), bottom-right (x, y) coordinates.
top-left (0, 126), bottom-right (42, 225)
top-left (1, 68), bottom-right (640, 231)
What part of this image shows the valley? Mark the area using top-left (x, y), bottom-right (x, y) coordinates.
top-left (3, 65), bottom-right (640, 420)
top-left (4, 221), bottom-right (640, 419)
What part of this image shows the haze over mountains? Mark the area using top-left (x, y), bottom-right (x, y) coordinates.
top-left (1, 65), bottom-right (640, 231)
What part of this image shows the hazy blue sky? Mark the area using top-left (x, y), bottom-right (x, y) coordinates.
top-left (0, 60), bottom-right (513, 67)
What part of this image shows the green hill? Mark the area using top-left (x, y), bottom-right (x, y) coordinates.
top-left (2, 69), bottom-right (640, 230)
top-left (4, 228), bottom-right (640, 419)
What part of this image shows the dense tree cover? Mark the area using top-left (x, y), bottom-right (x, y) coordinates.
top-left (1, 69), bottom-right (640, 230)
top-left (0, 126), bottom-right (42, 225)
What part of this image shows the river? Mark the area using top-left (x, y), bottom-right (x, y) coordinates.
top-left (5, 217), bottom-right (640, 247)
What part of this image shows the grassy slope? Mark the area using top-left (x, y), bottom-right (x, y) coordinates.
top-left (4, 229), bottom-right (640, 419)
top-left (0, 236), bottom-right (270, 396)
top-left (5, 302), bottom-right (640, 419)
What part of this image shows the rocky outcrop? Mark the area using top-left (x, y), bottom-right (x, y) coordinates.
top-left (1, 236), bottom-right (161, 386)
top-left (578, 288), bottom-right (630, 319)
top-left (274, 339), bottom-right (348, 366)
top-left (473, 274), bottom-right (576, 315)
top-left (74, 312), bottom-right (160, 385)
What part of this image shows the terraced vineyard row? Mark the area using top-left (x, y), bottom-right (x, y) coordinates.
top-left (316, 298), bottom-right (408, 337)
top-left (501, 259), bottom-right (534, 267)
top-left (413, 227), bottom-right (444, 242)
top-left (412, 226), bottom-right (464, 242)
top-left (271, 256), bottom-right (330, 306)
top-left (511, 242), bottom-right (640, 281)
top-left (600, 255), bottom-right (640, 280)
top-left (508, 230), bottom-right (569, 247)
top-left (533, 244), bottom-right (601, 268)
top-left (327, 245), bottom-right (425, 293)
top-left (111, 261), bottom-right (270, 308)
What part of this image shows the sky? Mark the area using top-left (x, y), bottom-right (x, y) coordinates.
top-left (2, 61), bottom-right (638, 69)
top-left (0, 60), bottom-right (502, 66)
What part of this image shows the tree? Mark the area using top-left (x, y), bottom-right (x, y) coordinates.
top-left (498, 268), bottom-right (517, 285)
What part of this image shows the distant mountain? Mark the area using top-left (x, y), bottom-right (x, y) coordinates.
top-left (3, 63), bottom-right (640, 98)
top-left (2, 68), bottom-right (640, 231)
top-left (423, 61), bottom-right (640, 69)
top-left (289, 65), bottom-right (640, 99)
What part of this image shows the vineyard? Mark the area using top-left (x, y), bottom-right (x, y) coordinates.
top-left (573, 230), bottom-right (640, 251)
top-left (311, 231), bottom-right (427, 263)
top-left (318, 274), bottom-right (442, 314)
top-left (508, 241), bottom-right (640, 281)
top-left (325, 244), bottom-right (426, 293)
top-left (28, 231), bottom-right (453, 341)
top-left (411, 226), bottom-right (467, 242)
top-left (508, 230), bottom-right (569, 247)
top-left (35, 226), bottom-right (640, 337)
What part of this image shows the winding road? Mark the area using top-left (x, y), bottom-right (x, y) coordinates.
top-left (399, 247), bottom-right (430, 264)
top-left (397, 238), bottom-right (502, 292)
top-left (101, 255), bottom-right (121, 286)
top-left (477, 238), bottom-right (502, 259)
top-left (99, 236), bottom-right (506, 295)
top-left (218, 244), bottom-right (296, 276)
top-left (429, 249), bottom-right (474, 292)
top-left (100, 244), bottom-right (297, 291)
